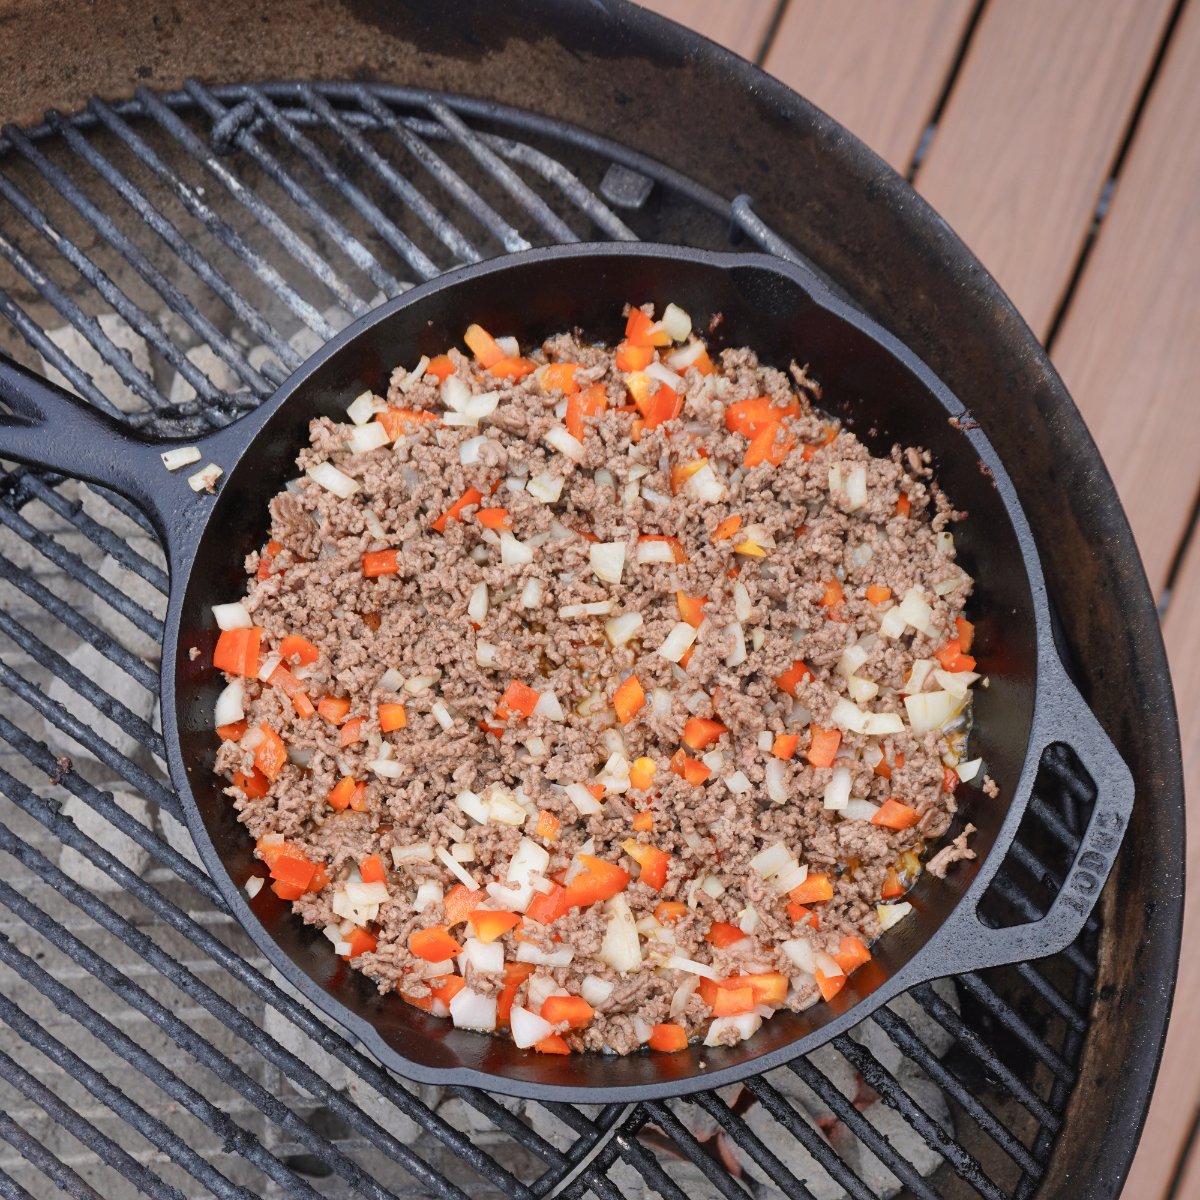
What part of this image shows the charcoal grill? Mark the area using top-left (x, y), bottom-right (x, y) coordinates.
top-left (0, 3), bottom-right (1181, 1199)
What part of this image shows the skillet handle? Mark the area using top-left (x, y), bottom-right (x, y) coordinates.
top-left (0, 354), bottom-right (217, 561)
top-left (923, 663), bottom-right (1134, 976)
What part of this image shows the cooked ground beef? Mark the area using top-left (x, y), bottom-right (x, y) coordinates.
top-left (213, 304), bottom-right (985, 1056)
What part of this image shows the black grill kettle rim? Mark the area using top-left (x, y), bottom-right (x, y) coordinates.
top-left (0, 242), bottom-right (1132, 1099)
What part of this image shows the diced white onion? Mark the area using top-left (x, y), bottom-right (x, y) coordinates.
top-left (660, 302), bottom-right (692, 342)
top-left (701, 749), bottom-right (724, 772)
top-left (161, 445), bottom-right (201, 471)
top-left (604, 611), bottom-right (643, 647)
top-left (245, 875), bottom-right (263, 898)
top-left (937, 531), bottom-right (955, 556)
top-left (700, 874), bottom-right (726, 899)
top-left (405, 672), bottom-right (441, 694)
top-left (369, 758), bottom-right (405, 778)
top-left (897, 587), bottom-right (936, 636)
top-left (459, 435), bottom-right (488, 465)
top-left (532, 690), bottom-right (563, 722)
top-left (683, 462), bottom-right (727, 503)
top-left (440, 374), bottom-right (471, 412)
top-left (665, 954), bottom-right (719, 980)
top-left (306, 461), bottom-right (359, 498)
top-left (488, 790), bottom-right (529, 826)
top-left (455, 789), bottom-right (490, 825)
top-left (848, 675), bottom-right (880, 703)
top-left (581, 975), bottom-right (615, 1007)
top-left (956, 756), bottom-right (983, 782)
top-left (935, 669), bottom-right (980, 697)
top-left (431, 700), bottom-right (454, 730)
top-left (651, 687), bottom-right (672, 719)
top-left (738, 906), bottom-right (761, 935)
top-left (464, 390), bottom-right (501, 423)
top-left (724, 770), bottom-right (751, 794)
top-left (590, 541), bottom-right (627, 584)
top-left (435, 846), bottom-right (479, 889)
top-left (347, 421), bottom-right (390, 454)
top-left (641, 487), bottom-right (671, 509)
top-left (396, 356), bottom-right (429, 393)
top-left (863, 711), bottom-right (905, 736)
top-left (733, 581), bottom-right (752, 623)
top-left (565, 783), bottom-right (603, 815)
top-left (412, 881), bottom-right (443, 912)
top-left (843, 799), bottom-right (882, 821)
top-left (765, 758), bottom-right (789, 804)
top-left (459, 937), bottom-right (504, 975)
top-left (545, 425), bottom-right (585, 462)
top-left (347, 392), bottom-right (381, 425)
top-left (188, 462), bottom-right (223, 492)
top-left (510, 1004), bottom-right (555, 1048)
top-left (467, 582), bottom-right (489, 623)
top-left (877, 901), bottom-right (914, 931)
top-left (635, 539), bottom-right (677, 564)
top-left (879, 607), bottom-right (909, 639)
top-left (213, 601), bottom-right (252, 631)
top-left (905, 689), bottom-right (968, 734)
top-left (830, 698), bottom-right (868, 734)
top-left (477, 641), bottom-right (501, 669)
top-left (645, 361), bottom-right (684, 392)
top-left (838, 645), bottom-right (870, 678)
top-left (657, 621), bottom-right (699, 663)
top-left (214, 679), bottom-right (245, 727)
top-left (705, 1013), bottom-right (762, 1047)
top-left (558, 599), bottom-right (615, 618)
top-left (845, 465), bottom-right (868, 510)
top-left (500, 531), bottom-right (534, 566)
top-left (256, 652), bottom-right (282, 682)
top-left (771, 861), bottom-right (809, 894)
top-left (904, 659), bottom-right (938, 694)
top-left (520, 578), bottom-right (544, 609)
top-left (449, 986), bottom-right (498, 1032)
top-left (345, 880), bottom-right (389, 906)
top-left (393, 842), bottom-right (435, 865)
top-left (508, 837), bottom-right (550, 887)
top-left (782, 938), bottom-right (817, 974)
top-left (666, 338), bottom-right (706, 371)
top-left (723, 621), bottom-right (746, 667)
top-left (516, 942), bottom-right (575, 967)
top-left (823, 766), bottom-right (852, 810)
top-left (598, 893), bottom-right (642, 974)
top-left (934, 569), bottom-right (970, 596)
top-left (758, 730), bottom-right (774, 752)
top-left (815, 950), bottom-right (844, 978)
top-left (527, 472), bottom-right (564, 503)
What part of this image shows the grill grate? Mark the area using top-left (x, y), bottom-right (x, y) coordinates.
top-left (0, 82), bottom-right (1101, 1199)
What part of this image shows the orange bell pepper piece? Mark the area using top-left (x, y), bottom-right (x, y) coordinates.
top-left (648, 1022), bottom-right (689, 1052)
top-left (816, 969), bottom-right (847, 1003)
top-left (376, 406), bottom-right (438, 441)
top-left (681, 717), bottom-right (727, 751)
top-left (806, 727), bottom-right (841, 768)
top-left (534, 1034), bottom-right (571, 1055)
top-left (563, 856), bottom-right (630, 909)
top-left (669, 749), bottom-right (711, 786)
top-left (317, 696), bottom-right (351, 725)
top-left (705, 921), bottom-right (748, 949)
top-left (497, 961), bottom-right (535, 1027)
top-left (279, 634), bottom-right (319, 665)
top-left (789, 874), bottom-right (834, 904)
top-left (872, 798), bottom-right (920, 830)
top-left (464, 323), bottom-right (504, 368)
top-left (631, 811), bottom-right (654, 833)
top-left (565, 382), bottom-right (608, 442)
top-left (772, 733), bottom-right (799, 760)
top-left (443, 884), bottom-right (484, 927)
top-left (362, 549), bottom-right (400, 577)
top-left (675, 592), bottom-right (707, 628)
top-left (613, 674), bottom-right (646, 725)
top-left (253, 724), bottom-right (287, 781)
top-left (538, 362), bottom-right (580, 393)
top-left (615, 341), bottom-right (654, 371)
top-left (489, 356), bottom-right (536, 379)
top-left (865, 584), bottom-right (892, 606)
top-left (956, 616), bottom-right (974, 653)
top-left (621, 839), bottom-right (670, 890)
top-left (775, 659), bottom-right (813, 697)
top-left (431, 486), bottom-right (484, 533)
top-left (834, 935), bottom-right (872, 976)
top-left (624, 307), bottom-right (669, 348)
top-left (628, 756), bottom-right (656, 791)
top-left (637, 533), bottom-right (688, 563)
top-left (496, 679), bottom-right (541, 719)
top-left (525, 882), bottom-right (571, 926)
top-left (655, 900), bottom-right (688, 925)
top-left (339, 717), bottom-right (364, 747)
top-left (216, 719), bottom-right (247, 742)
top-left (711, 514), bottom-right (742, 542)
top-left (359, 855), bottom-right (386, 885)
top-left (409, 925), bottom-right (463, 962)
top-left (327, 776), bottom-right (359, 812)
top-left (535, 810), bottom-right (560, 842)
top-left (787, 901), bottom-right (820, 929)
top-left (341, 927), bottom-right (378, 959)
top-left (468, 910), bottom-right (521, 944)
top-left (541, 994), bottom-right (595, 1029)
top-left (213, 627), bottom-right (262, 678)
top-left (232, 768), bottom-right (269, 799)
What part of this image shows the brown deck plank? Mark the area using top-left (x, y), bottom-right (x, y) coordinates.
top-left (1050, 0), bottom-right (1200, 596)
top-left (1123, 528), bottom-right (1200, 1199)
top-left (915, 0), bottom-right (1173, 339)
top-left (762, 0), bottom-right (974, 171)
top-left (635, 0), bottom-right (782, 61)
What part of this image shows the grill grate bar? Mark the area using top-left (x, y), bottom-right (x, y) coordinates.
top-left (0, 974), bottom-right (256, 1200)
top-left (19, 474), bottom-right (168, 593)
top-left (1010, 962), bottom-right (1089, 1033)
top-left (788, 1056), bottom-right (943, 1200)
top-left (0, 1110), bottom-right (104, 1200)
top-left (729, 194), bottom-right (805, 261)
top-left (185, 82), bottom-right (411, 297)
top-left (427, 100), bottom-right (578, 243)
top-left (0, 1168), bottom-right (35, 1200)
top-left (301, 84), bottom-right (485, 265)
top-left (690, 1090), bottom-right (821, 1200)
top-left (641, 1102), bottom-right (750, 1200)
top-left (986, 874), bottom-right (1095, 979)
top-left (0, 841), bottom-right (432, 1200)
top-left (911, 982), bottom-right (1060, 1130)
top-left (0, 606), bottom-right (161, 757)
top-left (0, 496), bottom-right (162, 638)
top-left (0, 166), bottom-right (225, 405)
top-left (958, 975), bottom-right (1075, 1083)
top-left (1006, 838), bottom-right (1099, 937)
top-left (593, 1106), bottom-right (692, 1200)
top-left (353, 87), bottom-right (531, 254)
top-left (740, 1075), bottom-right (877, 1200)
top-left (834, 1033), bottom-right (1005, 1200)
top-left (0, 228), bottom-right (167, 410)
top-left (870, 1006), bottom-right (1045, 1177)
top-left (45, 109), bottom-right (301, 383)
top-left (0, 1043), bottom-right (183, 1200)
top-left (0, 667), bottom-right (178, 815)
top-left (0, 549), bottom-right (158, 691)
top-left (1, 120), bottom-right (274, 401)
top-left (0, 738), bottom-right (542, 1199)
top-left (86, 96), bottom-right (338, 342)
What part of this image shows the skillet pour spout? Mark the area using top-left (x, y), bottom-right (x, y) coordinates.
top-left (0, 243), bottom-right (1133, 1100)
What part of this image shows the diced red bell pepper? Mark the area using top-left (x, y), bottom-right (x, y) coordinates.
top-left (775, 659), bottom-right (813, 697)
top-left (565, 382), bottom-right (608, 442)
top-left (496, 680), bottom-right (540, 719)
top-left (341, 927), bottom-right (378, 959)
top-left (443, 884), bottom-right (484, 927)
top-left (426, 354), bottom-right (455, 382)
top-left (233, 768), bottom-right (270, 799)
top-left (431, 486), bottom-right (484, 533)
top-left (624, 307), bottom-right (669, 348)
top-left (363, 549), bottom-right (400, 577)
top-left (497, 961), bottom-right (534, 1027)
top-left (816, 969), bottom-right (847, 1003)
top-left (253, 724), bottom-right (287, 781)
top-left (464, 323), bottom-right (504, 368)
top-left (669, 748), bottom-right (711, 786)
top-left (376, 407), bottom-right (437, 441)
top-left (533, 1034), bottom-right (571, 1055)
top-left (525, 883), bottom-right (570, 926)
top-left (468, 909), bottom-right (521, 944)
top-left (327, 776), bottom-right (358, 811)
top-left (833, 935), bottom-right (872, 976)
top-left (538, 363), bottom-right (580, 393)
top-left (772, 733), bottom-right (799, 760)
top-left (489, 356), bottom-right (536, 379)
top-left (541, 994), bottom-right (595, 1028)
top-left (786, 901), bottom-right (820, 929)
top-left (339, 717), bottom-right (364, 747)
top-left (317, 696), bottom-right (351, 725)
top-left (359, 855), bottom-right (387, 885)
top-left (535, 810), bottom-right (560, 842)
top-left (213, 627), bottom-right (262, 677)
top-left (806, 727), bottom-right (841, 769)
top-left (216, 719), bottom-right (247, 743)
top-left (379, 702), bottom-right (407, 732)
top-left (613, 674), bottom-right (646, 725)
top-left (872, 798), bottom-right (920, 830)
top-left (648, 1022), bottom-right (689, 1052)
top-left (681, 717), bottom-right (727, 751)
top-left (705, 921), bottom-right (749, 949)
top-left (655, 901), bottom-right (688, 925)
top-left (279, 634), bottom-right (319, 665)
top-left (789, 874), bottom-right (834, 904)
top-left (563, 856), bottom-right (630, 909)
top-left (676, 591), bottom-right (707, 628)
top-left (621, 839), bottom-right (670, 891)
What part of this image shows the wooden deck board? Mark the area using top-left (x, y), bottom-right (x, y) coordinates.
top-left (1050, 0), bottom-right (1200, 597)
top-left (635, 0), bottom-right (781, 62)
top-left (1124, 526), bottom-right (1200, 1199)
top-left (761, 0), bottom-right (975, 171)
top-left (914, 0), bottom-right (1174, 339)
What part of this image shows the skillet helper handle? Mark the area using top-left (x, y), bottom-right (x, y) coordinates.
top-left (931, 663), bottom-right (1134, 975)
top-left (0, 353), bottom-right (212, 556)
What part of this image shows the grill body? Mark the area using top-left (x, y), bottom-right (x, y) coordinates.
top-left (0, 2), bottom-right (1181, 1197)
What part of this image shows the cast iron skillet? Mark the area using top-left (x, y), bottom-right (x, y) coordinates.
top-left (0, 243), bottom-right (1132, 1100)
